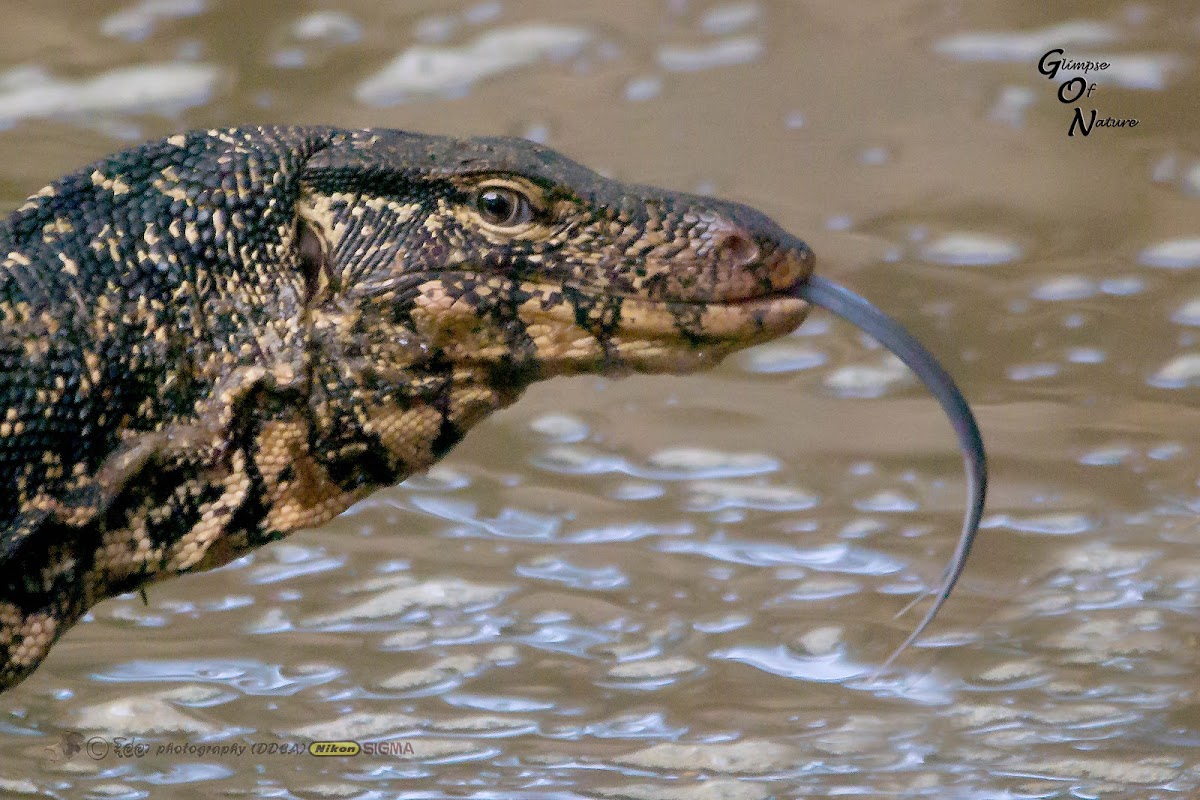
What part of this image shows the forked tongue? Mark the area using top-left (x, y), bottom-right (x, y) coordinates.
top-left (790, 276), bottom-right (988, 672)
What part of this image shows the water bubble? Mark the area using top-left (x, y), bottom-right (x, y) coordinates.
top-left (1150, 353), bottom-right (1200, 388)
top-left (711, 644), bottom-right (869, 682)
top-left (658, 36), bottom-right (762, 72)
top-left (700, 2), bottom-right (760, 35)
top-left (1032, 276), bottom-right (1097, 301)
top-left (1007, 362), bottom-right (1060, 381)
top-left (739, 343), bottom-right (827, 374)
top-left (528, 412), bottom-right (589, 442)
top-left (825, 355), bottom-right (912, 398)
top-left (292, 10), bottom-right (362, 44)
top-left (1067, 347), bottom-right (1106, 364)
top-left (1100, 276), bottom-right (1145, 295)
top-left (1172, 298), bottom-right (1200, 326)
top-left (1139, 238), bottom-right (1200, 269)
top-left (920, 232), bottom-right (1023, 266)
top-left (983, 512), bottom-right (1094, 535)
top-left (625, 76), bottom-right (662, 102)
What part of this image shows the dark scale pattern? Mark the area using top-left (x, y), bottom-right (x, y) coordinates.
top-left (0, 126), bottom-right (815, 689)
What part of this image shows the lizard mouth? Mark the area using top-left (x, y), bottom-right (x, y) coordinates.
top-left (531, 281), bottom-right (809, 349)
top-left (407, 242), bottom-right (810, 364)
top-left (548, 244), bottom-right (816, 343)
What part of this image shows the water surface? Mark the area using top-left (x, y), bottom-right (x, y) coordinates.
top-left (1, 1), bottom-right (1199, 797)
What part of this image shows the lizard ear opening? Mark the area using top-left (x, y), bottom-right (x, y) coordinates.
top-left (298, 219), bottom-right (333, 302)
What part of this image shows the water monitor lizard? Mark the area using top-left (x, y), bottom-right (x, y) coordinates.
top-left (0, 126), bottom-right (985, 690)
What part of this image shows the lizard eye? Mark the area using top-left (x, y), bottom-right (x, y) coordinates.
top-left (474, 186), bottom-right (533, 227)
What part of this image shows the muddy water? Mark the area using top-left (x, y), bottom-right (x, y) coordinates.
top-left (1, 1), bottom-right (1199, 797)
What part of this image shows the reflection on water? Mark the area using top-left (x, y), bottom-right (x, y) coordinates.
top-left (1, 0), bottom-right (1199, 797)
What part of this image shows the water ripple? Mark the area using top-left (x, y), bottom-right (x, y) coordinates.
top-left (528, 412), bottom-right (590, 442)
top-left (824, 355), bottom-right (913, 398)
top-left (700, 3), bottom-right (760, 35)
top-left (1139, 237), bottom-right (1200, 269)
top-left (0, 62), bottom-right (219, 126)
top-left (356, 24), bottom-right (592, 104)
top-left (738, 342), bottom-right (827, 374)
top-left (659, 538), bottom-right (904, 574)
top-left (409, 496), bottom-right (562, 540)
top-left (93, 659), bottom-right (341, 695)
top-left (1149, 353), bottom-right (1200, 388)
top-left (983, 512), bottom-right (1095, 536)
top-left (919, 232), bottom-right (1023, 266)
top-left (515, 556), bottom-right (628, 590)
top-left (853, 490), bottom-right (919, 513)
top-left (533, 445), bottom-right (778, 480)
top-left (565, 521), bottom-right (693, 543)
top-left (658, 36), bottom-right (762, 72)
top-left (514, 623), bottom-right (616, 658)
top-left (102, 0), bottom-right (207, 42)
top-left (572, 712), bottom-right (687, 741)
top-left (141, 763), bottom-right (235, 785)
top-left (934, 21), bottom-right (1118, 62)
top-left (246, 543), bottom-right (345, 585)
top-left (1171, 298), bottom-right (1200, 326)
top-left (684, 480), bottom-right (819, 511)
top-left (1032, 276), bottom-right (1097, 301)
top-left (711, 644), bottom-right (869, 682)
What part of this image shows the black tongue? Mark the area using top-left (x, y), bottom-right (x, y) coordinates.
top-left (791, 275), bottom-right (988, 669)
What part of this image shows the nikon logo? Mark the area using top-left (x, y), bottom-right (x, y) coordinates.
top-left (309, 741), bottom-right (360, 756)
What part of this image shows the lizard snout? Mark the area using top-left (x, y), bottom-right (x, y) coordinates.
top-left (760, 238), bottom-right (815, 294)
top-left (694, 202), bottom-right (816, 301)
top-left (687, 215), bottom-right (814, 303)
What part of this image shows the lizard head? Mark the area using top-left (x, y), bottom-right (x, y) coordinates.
top-left (296, 130), bottom-right (814, 384)
top-left (290, 131), bottom-right (984, 662)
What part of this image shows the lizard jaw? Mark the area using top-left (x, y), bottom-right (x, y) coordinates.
top-left (503, 279), bottom-right (811, 377)
top-left (400, 242), bottom-right (815, 377)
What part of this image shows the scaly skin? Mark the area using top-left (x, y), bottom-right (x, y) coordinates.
top-left (0, 126), bottom-right (813, 689)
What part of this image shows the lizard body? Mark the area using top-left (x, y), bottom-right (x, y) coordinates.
top-left (0, 126), bottom-right (812, 688)
top-left (0, 126), bottom-right (985, 691)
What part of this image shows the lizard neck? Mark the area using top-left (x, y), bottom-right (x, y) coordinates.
top-left (297, 300), bottom-right (538, 502)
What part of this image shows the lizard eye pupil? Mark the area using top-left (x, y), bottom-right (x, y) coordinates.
top-left (475, 187), bottom-right (531, 227)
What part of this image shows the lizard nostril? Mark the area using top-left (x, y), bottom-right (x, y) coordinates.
top-left (712, 230), bottom-right (760, 267)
